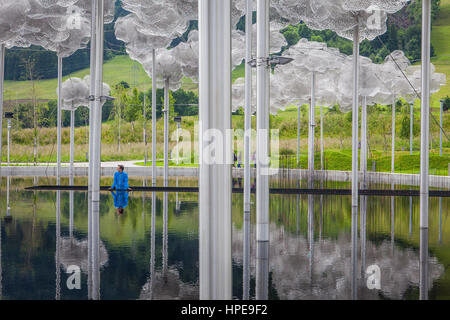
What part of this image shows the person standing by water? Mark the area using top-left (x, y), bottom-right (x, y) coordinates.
top-left (109, 165), bottom-right (132, 192)
top-left (109, 165), bottom-right (131, 215)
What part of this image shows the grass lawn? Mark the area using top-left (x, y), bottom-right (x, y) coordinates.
top-left (431, 0), bottom-right (450, 104)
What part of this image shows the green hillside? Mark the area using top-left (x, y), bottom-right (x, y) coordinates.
top-left (3, 55), bottom-right (198, 102)
top-left (431, 0), bottom-right (450, 104)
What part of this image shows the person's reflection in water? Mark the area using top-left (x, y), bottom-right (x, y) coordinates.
top-left (111, 190), bottom-right (129, 215)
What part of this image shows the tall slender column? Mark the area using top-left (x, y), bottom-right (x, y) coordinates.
top-left (391, 96), bottom-right (396, 173)
top-left (70, 109), bottom-right (75, 176)
top-left (243, 0), bottom-right (252, 300)
top-left (152, 49), bottom-right (157, 186)
top-left (143, 93), bottom-right (147, 166)
top-left (256, 0), bottom-right (270, 244)
top-left (360, 96), bottom-right (368, 176)
top-left (87, 0), bottom-right (97, 300)
top-left (351, 25), bottom-right (360, 208)
top-left (440, 99), bottom-right (443, 157)
top-left (92, 0), bottom-right (104, 202)
top-left (308, 72), bottom-right (316, 179)
top-left (420, 0), bottom-right (431, 301)
top-left (410, 103), bottom-right (413, 155)
top-left (57, 56), bottom-right (63, 184)
top-left (320, 104), bottom-right (324, 170)
top-left (164, 78), bottom-right (169, 186)
top-left (297, 105), bottom-right (301, 166)
top-left (256, 0), bottom-right (270, 300)
top-left (198, 0), bottom-right (232, 300)
top-left (0, 44), bottom-right (5, 168)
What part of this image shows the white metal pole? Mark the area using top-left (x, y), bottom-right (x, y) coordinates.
top-left (0, 44), bottom-right (5, 168)
top-left (198, 0), bottom-right (232, 300)
top-left (70, 109), bottom-right (75, 176)
top-left (256, 0), bottom-right (269, 244)
top-left (351, 25), bottom-right (360, 208)
top-left (152, 49), bottom-right (157, 186)
top-left (164, 78), bottom-right (169, 186)
top-left (92, 0), bottom-right (104, 203)
top-left (87, 0), bottom-right (97, 300)
top-left (90, 0), bottom-right (103, 302)
top-left (144, 93), bottom-right (147, 166)
top-left (176, 122), bottom-right (180, 165)
top-left (440, 100), bottom-right (443, 157)
top-left (392, 96), bottom-right (396, 173)
top-left (308, 72), bottom-right (316, 179)
top-left (420, 0), bottom-right (431, 301)
top-left (57, 56), bottom-right (63, 184)
top-left (410, 103), bottom-right (414, 155)
top-left (7, 119), bottom-right (10, 165)
top-left (297, 105), bottom-right (300, 166)
top-left (360, 96), bottom-right (368, 175)
top-left (320, 104), bottom-right (324, 170)
top-left (243, 0), bottom-right (252, 300)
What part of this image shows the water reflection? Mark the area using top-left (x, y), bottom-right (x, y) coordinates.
top-left (0, 177), bottom-right (449, 300)
top-left (111, 191), bottom-right (129, 215)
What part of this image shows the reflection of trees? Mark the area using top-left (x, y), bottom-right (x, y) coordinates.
top-left (232, 224), bottom-right (444, 300)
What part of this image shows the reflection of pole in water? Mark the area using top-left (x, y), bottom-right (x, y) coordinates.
top-left (439, 198), bottom-right (442, 244)
top-left (6, 176), bottom-right (10, 218)
top-left (391, 196), bottom-right (395, 255)
top-left (176, 176), bottom-right (180, 212)
top-left (256, 241), bottom-right (269, 300)
top-left (69, 174), bottom-right (74, 240)
top-left (351, 205), bottom-right (358, 300)
top-left (243, 199), bottom-right (251, 300)
top-left (163, 192), bottom-right (168, 279)
top-left (308, 194), bottom-right (314, 284)
top-left (55, 190), bottom-right (61, 300)
top-left (296, 193), bottom-right (300, 235)
top-left (142, 178), bottom-right (147, 222)
top-left (409, 196), bottom-right (413, 237)
top-left (148, 191), bottom-right (156, 300)
top-left (419, 228), bottom-right (429, 300)
top-left (0, 181), bottom-right (2, 300)
top-left (360, 195), bottom-right (367, 280)
top-left (91, 197), bottom-right (100, 300)
top-left (319, 194), bottom-right (323, 242)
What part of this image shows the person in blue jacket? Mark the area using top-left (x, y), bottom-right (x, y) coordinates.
top-left (109, 165), bottom-right (132, 191)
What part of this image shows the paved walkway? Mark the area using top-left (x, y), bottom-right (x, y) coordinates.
top-left (2, 160), bottom-right (147, 168)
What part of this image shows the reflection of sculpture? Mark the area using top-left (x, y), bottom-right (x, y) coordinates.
top-left (232, 224), bottom-right (444, 300)
top-left (59, 238), bottom-right (109, 273)
top-left (140, 267), bottom-right (198, 300)
top-left (140, 191), bottom-right (198, 300)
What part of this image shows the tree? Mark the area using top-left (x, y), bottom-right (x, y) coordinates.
top-left (124, 87), bottom-right (142, 128)
top-left (443, 96), bottom-right (450, 111)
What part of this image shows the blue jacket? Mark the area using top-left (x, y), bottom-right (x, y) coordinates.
top-left (112, 191), bottom-right (129, 209)
top-left (111, 171), bottom-right (129, 190)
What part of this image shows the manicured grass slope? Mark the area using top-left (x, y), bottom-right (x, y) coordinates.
top-left (431, 0), bottom-right (450, 102)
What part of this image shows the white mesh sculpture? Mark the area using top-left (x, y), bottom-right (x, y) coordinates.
top-left (60, 76), bottom-right (110, 111)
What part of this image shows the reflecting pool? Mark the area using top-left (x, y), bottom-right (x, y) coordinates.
top-left (0, 176), bottom-right (449, 300)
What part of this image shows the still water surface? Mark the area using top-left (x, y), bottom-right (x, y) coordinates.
top-left (0, 176), bottom-right (449, 300)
